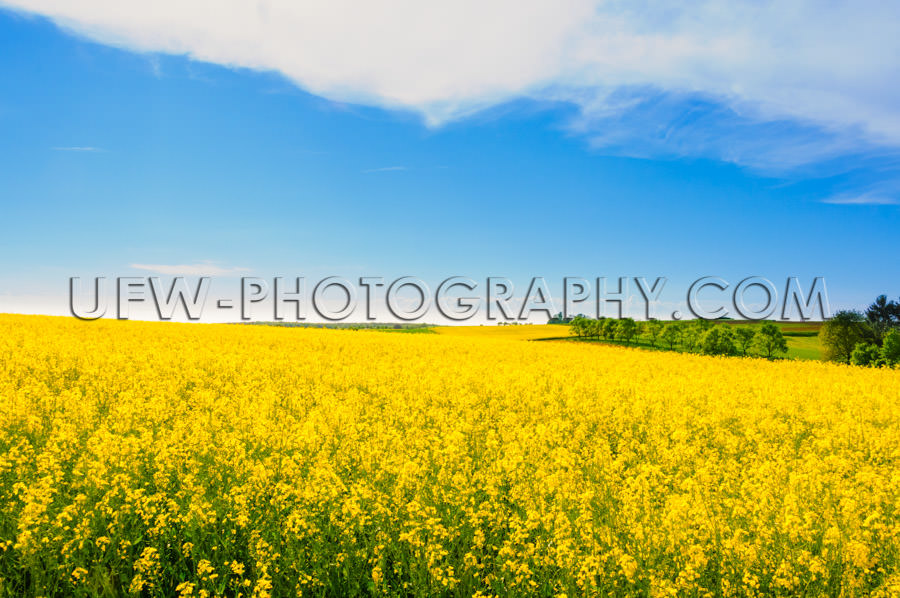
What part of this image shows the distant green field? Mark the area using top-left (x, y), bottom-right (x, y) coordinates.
top-left (720, 320), bottom-right (824, 360)
top-left (562, 320), bottom-right (825, 361)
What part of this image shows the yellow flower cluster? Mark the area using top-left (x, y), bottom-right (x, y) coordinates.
top-left (0, 314), bottom-right (898, 596)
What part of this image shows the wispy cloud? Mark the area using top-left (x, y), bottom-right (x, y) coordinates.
top-left (362, 166), bottom-right (407, 173)
top-left (821, 194), bottom-right (900, 206)
top-left (147, 55), bottom-right (162, 78)
top-left (820, 179), bottom-right (900, 206)
top-left (129, 262), bottom-right (251, 276)
top-left (554, 88), bottom-right (888, 173)
top-left (51, 146), bottom-right (104, 152)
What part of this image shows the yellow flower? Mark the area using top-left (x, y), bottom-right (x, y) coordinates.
top-left (71, 567), bottom-right (88, 583)
top-left (0, 314), bottom-right (897, 596)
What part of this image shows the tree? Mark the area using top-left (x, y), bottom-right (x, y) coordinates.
top-left (734, 327), bottom-right (756, 356)
top-left (602, 318), bottom-right (618, 340)
top-left (549, 312), bottom-right (577, 324)
top-left (569, 315), bottom-right (585, 338)
top-left (645, 319), bottom-right (664, 347)
top-left (660, 323), bottom-right (682, 350)
top-left (865, 295), bottom-right (899, 343)
top-left (851, 342), bottom-right (881, 367)
top-left (633, 321), bottom-right (645, 344)
top-left (615, 318), bottom-right (638, 344)
top-left (681, 322), bottom-right (703, 352)
top-left (753, 322), bottom-right (789, 359)
top-left (695, 318), bottom-right (715, 332)
top-left (820, 310), bottom-right (872, 363)
top-left (700, 326), bottom-right (736, 356)
top-left (881, 329), bottom-right (900, 366)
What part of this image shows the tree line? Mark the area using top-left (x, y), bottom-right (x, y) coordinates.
top-left (568, 316), bottom-right (789, 358)
top-left (819, 295), bottom-right (900, 367)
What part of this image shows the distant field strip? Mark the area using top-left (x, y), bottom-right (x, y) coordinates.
top-left (434, 322), bottom-right (824, 360)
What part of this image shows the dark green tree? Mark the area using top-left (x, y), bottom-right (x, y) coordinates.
top-left (865, 295), bottom-right (898, 343)
top-left (820, 310), bottom-right (873, 363)
top-left (851, 342), bottom-right (882, 366)
top-left (601, 318), bottom-right (618, 340)
top-left (881, 329), bottom-right (900, 366)
top-left (700, 326), bottom-right (736, 356)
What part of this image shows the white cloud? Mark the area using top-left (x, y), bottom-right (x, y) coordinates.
top-left (6, 1), bottom-right (900, 170)
top-left (130, 262), bottom-right (250, 276)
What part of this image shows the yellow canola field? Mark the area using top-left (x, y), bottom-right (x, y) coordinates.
top-left (0, 314), bottom-right (899, 597)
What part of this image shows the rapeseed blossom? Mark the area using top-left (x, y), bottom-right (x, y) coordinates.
top-left (0, 314), bottom-right (898, 596)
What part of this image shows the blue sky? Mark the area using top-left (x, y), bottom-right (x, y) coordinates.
top-left (0, 4), bottom-right (898, 321)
